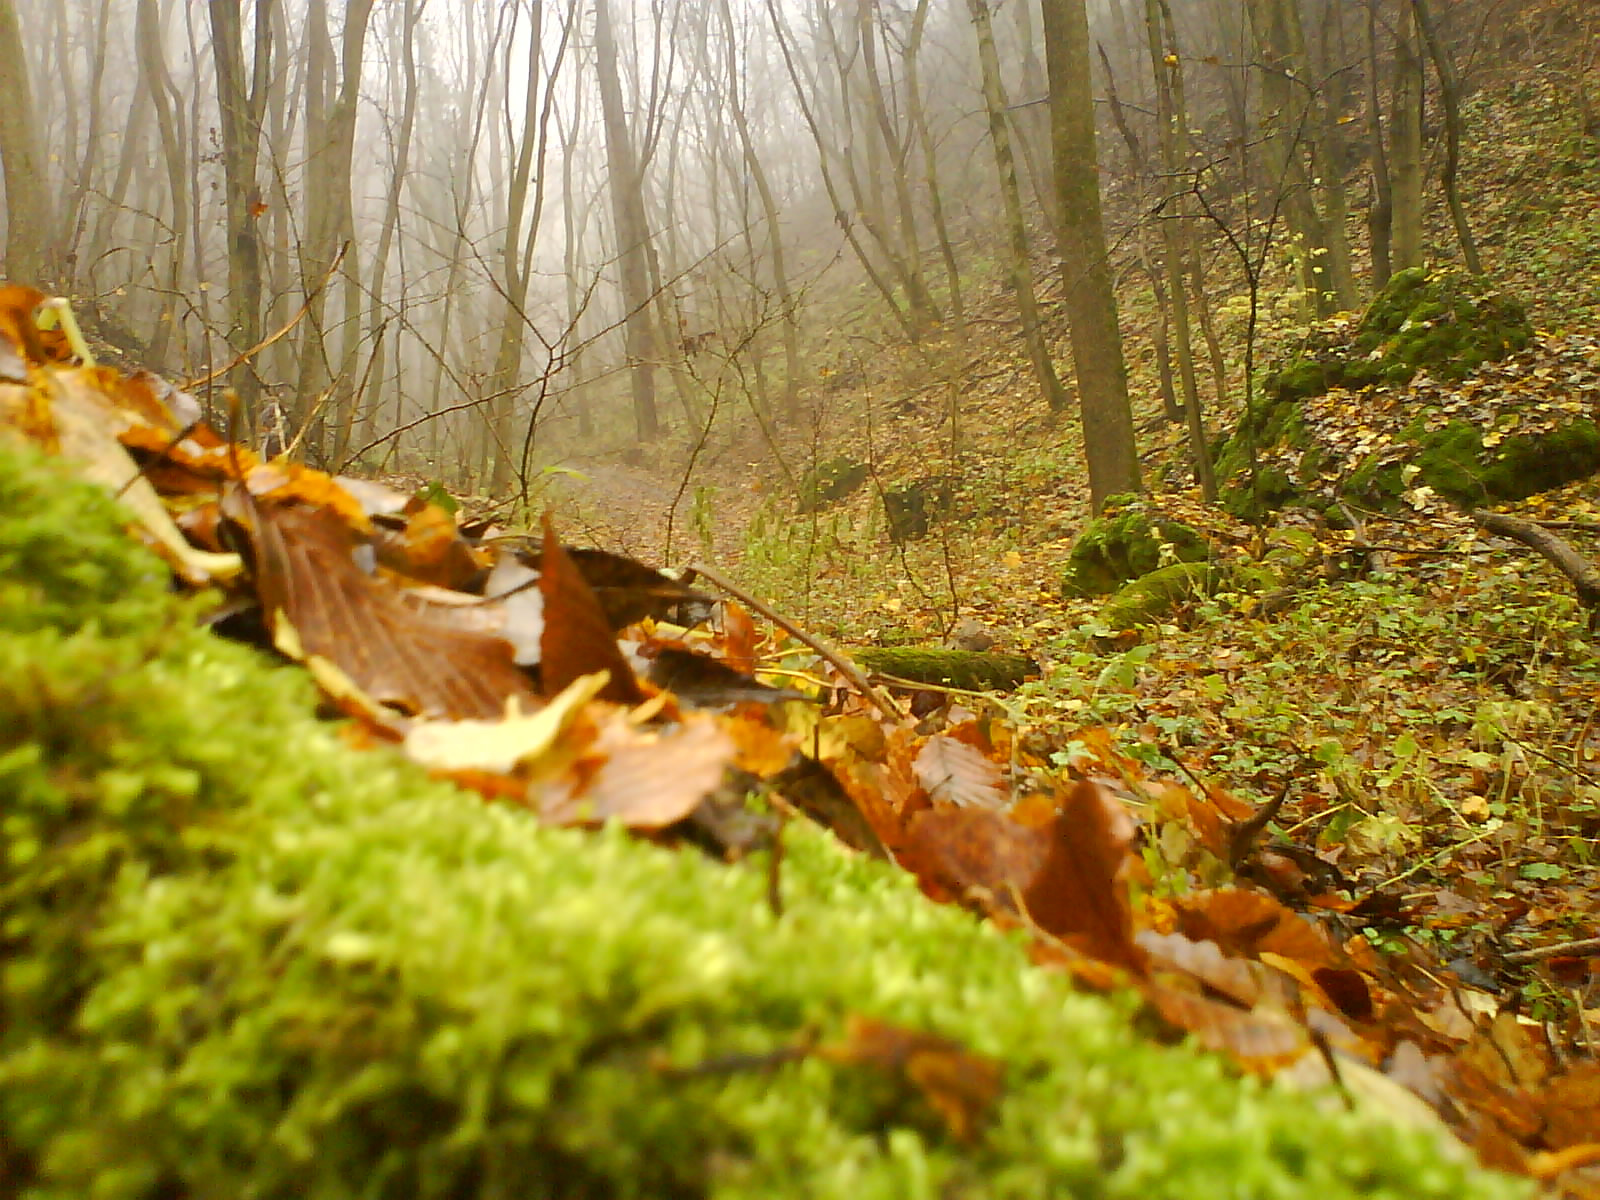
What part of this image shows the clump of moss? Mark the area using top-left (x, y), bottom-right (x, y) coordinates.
top-left (1261, 269), bottom-right (1534, 407)
top-left (1100, 561), bottom-right (1229, 628)
top-left (797, 456), bottom-right (868, 512)
top-left (1061, 496), bottom-right (1212, 597)
top-left (0, 440), bottom-right (1529, 1199)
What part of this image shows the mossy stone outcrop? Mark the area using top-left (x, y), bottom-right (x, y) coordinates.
top-left (0, 441), bottom-right (1529, 1199)
top-left (1100, 561), bottom-right (1230, 628)
top-left (797, 456), bottom-right (868, 512)
top-left (1213, 271), bottom-right (1600, 520)
top-left (1060, 495), bottom-right (1212, 597)
top-left (1263, 268), bottom-right (1533, 407)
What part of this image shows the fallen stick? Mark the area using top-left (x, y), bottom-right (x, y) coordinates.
top-left (1472, 509), bottom-right (1600, 621)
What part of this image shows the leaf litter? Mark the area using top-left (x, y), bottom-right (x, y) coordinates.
top-left (1, 292), bottom-right (1596, 1189)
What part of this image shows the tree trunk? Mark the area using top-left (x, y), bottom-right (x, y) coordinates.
top-left (1147, 0), bottom-right (1215, 499)
top-left (207, 0), bottom-right (274, 415)
top-left (594, 0), bottom-right (660, 442)
top-left (1389, 2), bottom-right (1425, 272)
top-left (352, 0), bottom-right (424, 467)
top-left (714, 0), bottom-right (801, 418)
top-left (1411, 0), bottom-right (1483, 274)
top-left (0, 0), bottom-right (52, 284)
top-left (1041, 0), bottom-right (1141, 510)
top-left (967, 0), bottom-right (1070, 412)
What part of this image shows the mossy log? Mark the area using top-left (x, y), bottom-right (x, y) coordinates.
top-left (0, 439), bottom-right (1525, 1200)
top-left (853, 646), bottom-right (1036, 690)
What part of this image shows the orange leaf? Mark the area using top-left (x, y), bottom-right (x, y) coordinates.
top-left (901, 781), bottom-right (1145, 974)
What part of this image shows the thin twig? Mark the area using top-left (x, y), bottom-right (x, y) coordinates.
top-left (1503, 936), bottom-right (1600, 965)
top-left (183, 243), bottom-right (347, 390)
top-left (688, 562), bottom-right (904, 721)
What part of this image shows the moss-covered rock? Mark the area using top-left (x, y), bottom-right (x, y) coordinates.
top-left (1060, 496), bottom-right (1212, 597)
top-left (1100, 561), bottom-right (1230, 628)
top-left (0, 441), bottom-right (1529, 1200)
top-left (797, 456), bottom-right (868, 512)
top-left (1214, 270), bottom-right (1570, 520)
top-left (1259, 269), bottom-right (1534, 407)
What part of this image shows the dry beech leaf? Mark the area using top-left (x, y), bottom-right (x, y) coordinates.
top-left (1142, 982), bottom-right (1310, 1073)
top-left (819, 1015), bottom-right (1005, 1144)
top-left (231, 494), bottom-right (537, 720)
top-left (539, 514), bottom-right (644, 706)
top-left (772, 756), bottom-right (891, 858)
top-left (567, 546), bottom-right (717, 629)
top-left (403, 673), bottom-right (610, 773)
top-left (719, 600), bottom-right (759, 674)
top-left (538, 713), bottom-right (733, 828)
top-left (1137, 929), bottom-right (1270, 1010)
top-left (0, 283), bottom-right (67, 369)
top-left (913, 734), bottom-right (1005, 808)
top-left (642, 644), bottom-right (804, 708)
top-left (370, 500), bottom-right (483, 590)
top-left (900, 781), bottom-right (1145, 974)
top-left (1171, 888), bottom-right (1340, 969)
top-left (37, 369), bottom-right (242, 584)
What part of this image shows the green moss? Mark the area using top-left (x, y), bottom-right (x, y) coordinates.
top-left (852, 647), bottom-right (1034, 690)
top-left (1345, 419), bottom-right (1600, 509)
top-left (1220, 466), bottom-right (1298, 523)
top-left (1061, 499), bottom-right (1211, 597)
top-left (797, 457), bottom-right (869, 513)
top-left (0, 440), bottom-right (1530, 1200)
top-left (1100, 562), bottom-right (1228, 628)
top-left (1352, 269), bottom-right (1532, 385)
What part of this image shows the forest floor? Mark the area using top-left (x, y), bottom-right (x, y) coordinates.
top-left (544, 60), bottom-right (1600, 1047)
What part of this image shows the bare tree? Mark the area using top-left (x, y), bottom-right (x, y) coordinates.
top-left (207, 0), bottom-right (276, 415)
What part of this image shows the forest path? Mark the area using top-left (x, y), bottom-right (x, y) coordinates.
top-left (542, 460), bottom-right (747, 573)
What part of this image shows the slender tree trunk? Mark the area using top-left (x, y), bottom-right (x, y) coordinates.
top-left (713, 0), bottom-right (801, 417)
top-left (1148, 0), bottom-right (1215, 499)
top-left (0, 0), bottom-right (52, 284)
top-left (594, 0), bottom-right (660, 441)
top-left (60, 0), bottom-right (111, 287)
top-left (907, 0), bottom-right (965, 343)
top-left (765, 0), bottom-right (918, 343)
top-left (1389, 2), bottom-right (1424, 272)
top-left (207, 0), bottom-right (274, 415)
top-left (967, 0), bottom-right (1070, 412)
top-left (1041, 0), bottom-right (1141, 509)
top-left (135, 0), bottom-right (188, 368)
top-left (1411, 0), bottom-right (1483, 273)
top-left (354, 0), bottom-right (424, 464)
top-left (1365, 0), bottom-right (1395, 285)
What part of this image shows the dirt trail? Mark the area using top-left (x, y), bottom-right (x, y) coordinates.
top-left (544, 462), bottom-right (743, 571)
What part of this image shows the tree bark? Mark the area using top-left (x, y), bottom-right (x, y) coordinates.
top-left (1410, 0), bottom-right (1483, 274)
top-left (1041, 0), bottom-right (1142, 510)
top-left (0, 0), bottom-right (52, 284)
top-left (594, 0), bottom-right (661, 441)
top-left (967, 0), bottom-right (1070, 412)
top-left (207, 0), bottom-right (275, 415)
